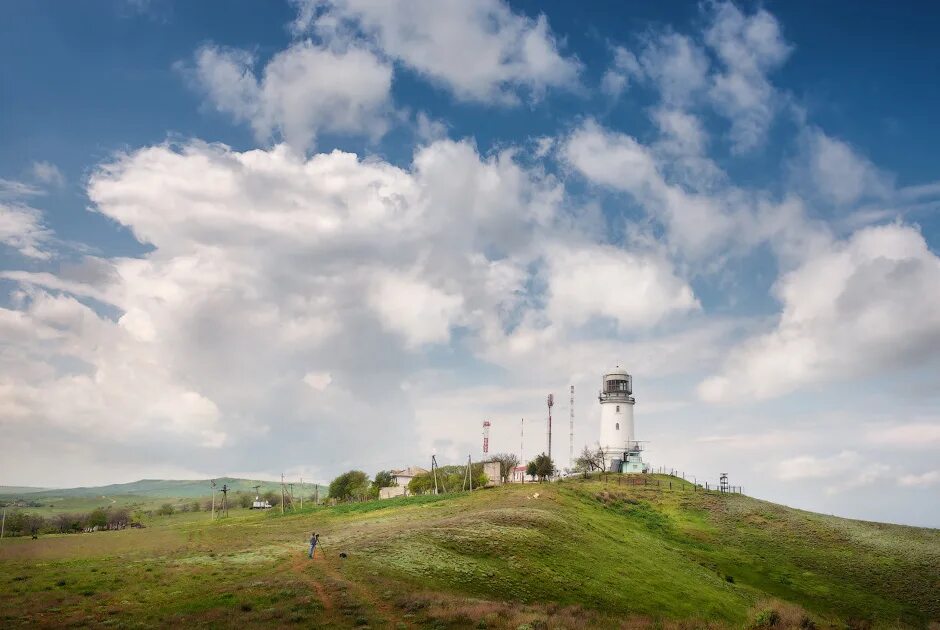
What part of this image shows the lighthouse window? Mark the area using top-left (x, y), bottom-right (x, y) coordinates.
top-left (616, 423), bottom-right (620, 430)
top-left (616, 405), bottom-right (620, 412)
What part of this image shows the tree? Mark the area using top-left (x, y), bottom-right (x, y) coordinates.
top-left (575, 445), bottom-right (606, 473)
top-left (237, 492), bottom-right (253, 509)
top-left (107, 508), bottom-right (130, 529)
top-left (528, 453), bottom-right (555, 481)
top-left (87, 507), bottom-right (108, 528)
top-left (328, 470), bottom-right (370, 501)
top-left (408, 473), bottom-right (434, 495)
top-left (488, 453), bottom-right (520, 483)
top-left (262, 490), bottom-right (280, 507)
top-left (525, 460), bottom-right (537, 480)
top-left (156, 503), bottom-right (175, 516)
top-left (372, 470), bottom-right (395, 489)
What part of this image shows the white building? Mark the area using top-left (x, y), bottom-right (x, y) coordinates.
top-left (390, 466), bottom-right (427, 488)
top-left (598, 366), bottom-right (646, 473)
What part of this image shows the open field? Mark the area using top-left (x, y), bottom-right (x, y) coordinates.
top-left (1, 474), bottom-right (938, 629)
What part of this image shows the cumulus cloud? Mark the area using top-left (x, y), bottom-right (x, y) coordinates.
top-left (185, 40), bottom-right (393, 152)
top-left (700, 223), bottom-right (940, 402)
top-left (293, 0), bottom-right (580, 103)
top-left (545, 243), bottom-right (698, 330)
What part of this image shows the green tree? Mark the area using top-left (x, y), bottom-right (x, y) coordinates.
top-left (488, 453), bottom-right (519, 483)
top-left (528, 453), bottom-right (555, 481)
top-left (328, 470), bottom-right (370, 501)
top-left (87, 507), bottom-right (108, 528)
top-left (407, 473), bottom-right (435, 495)
top-left (156, 503), bottom-right (175, 516)
top-left (372, 470), bottom-right (395, 489)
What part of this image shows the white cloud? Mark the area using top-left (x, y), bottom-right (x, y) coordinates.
top-left (1, 137), bottom-right (571, 483)
top-left (866, 422), bottom-right (940, 448)
top-left (294, 0), bottom-right (579, 104)
top-left (31, 161), bottom-right (66, 187)
top-left (368, 270), bottom-right (464, 347)
top-left (303, 371), bottom-right (333, 390)
top-left (636, 32), bottom-right (710, 106)
top-left (802, 129), bottom-right (893, 206)
top-left (700, 223), bottom-right (940, 403)
top-left (562, 119), bottom-right (754, 261)
top-left (775, 450), bottom-right (890, 494)
top-left (186, 40), bottom-right (392, 152)
top-left (704, 2), bottom-right (792, 153)
top-left (0, 203), bottom-right (52, 259)
top-left (0, 179), bottom-right (42, 199)
top-left (898, 470), bottom-right (940, 487)
top-left (601, 46), bottom-right (641, 97)
top-left (545, 243), bottom-right (698, 330)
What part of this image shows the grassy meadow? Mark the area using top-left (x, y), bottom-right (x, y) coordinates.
top-left (1, 474), bottom-right (938, 629)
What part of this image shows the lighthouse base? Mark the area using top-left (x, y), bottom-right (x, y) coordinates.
top-left (604, 446), bottom-right (647, 474)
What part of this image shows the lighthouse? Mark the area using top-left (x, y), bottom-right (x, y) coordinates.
top-left (598, 366), bottom-right (645, 473)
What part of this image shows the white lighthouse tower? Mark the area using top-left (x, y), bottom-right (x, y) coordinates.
top-left (598, 366), bottom-right (645, 473)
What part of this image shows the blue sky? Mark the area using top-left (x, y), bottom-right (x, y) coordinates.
top-left (1, 0), bottom-right (939, 526)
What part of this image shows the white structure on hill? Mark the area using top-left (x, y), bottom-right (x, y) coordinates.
top-left (599, 366), bottom-right (646, 473)
top-left (391, 466), bottom-right (427, 488)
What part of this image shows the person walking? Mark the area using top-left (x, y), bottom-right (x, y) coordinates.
top-left (308, 532), bottom-right (319, 559)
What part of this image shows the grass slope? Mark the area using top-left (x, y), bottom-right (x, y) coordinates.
top-left (1, 474), bottom-right (937, 629)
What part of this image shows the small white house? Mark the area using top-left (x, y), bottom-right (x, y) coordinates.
top-left (509, 465), bottom-right (528, 483)
top-left (390, 466), bottom-right (428, 488)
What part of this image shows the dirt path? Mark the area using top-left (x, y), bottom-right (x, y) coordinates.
top-left (284, 545), bottom-right (412, 628)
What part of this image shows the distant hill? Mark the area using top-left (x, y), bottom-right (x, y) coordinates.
top-left (0, 477), bottom-right (325, 499)
top-left (0, 486), bottom-right (51, 494)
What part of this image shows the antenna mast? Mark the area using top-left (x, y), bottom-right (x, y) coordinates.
top-left (482, 420), bottom-right (491, 457)
top-left (569, 385), bottom-right (575, 470)
top-left (546, 394), bottom-right (554, 460)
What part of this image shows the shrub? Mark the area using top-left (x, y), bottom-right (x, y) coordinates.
top-left (156, 503), bottom-right (175, 516)
top-left (753, 609), bottom-right (780, 628)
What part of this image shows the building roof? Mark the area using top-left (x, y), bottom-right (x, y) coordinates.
top-left (391, 466), bottom-right (428, 477)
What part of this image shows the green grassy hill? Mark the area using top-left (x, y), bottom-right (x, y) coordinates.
top-left (1, 474), bottom-right (937, 629)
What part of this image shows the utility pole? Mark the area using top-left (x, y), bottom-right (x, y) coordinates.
top-left (281, 474), bottom-right (285, 515)
top-left (300, 478), bottom-right (304, 510)
top-left (1, 507), bottom-right (6, 542)
top-left (220, 484), bottom-right (229, 517)
top-left (210, 480), bottom-right (217, 520)
top-left (431, 455), bottom-right (440, 495)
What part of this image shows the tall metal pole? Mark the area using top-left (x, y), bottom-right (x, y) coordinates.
top-left (569, 385), bottom-right (575, 470)
top-left (546, 394), bottom-right (554, 460)
top-left (520, 417), bottom-right (524, 484)
top-left (1, 507), bottom-right (5, 542)
top-left (210, 480), bottom-right (216, 520)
